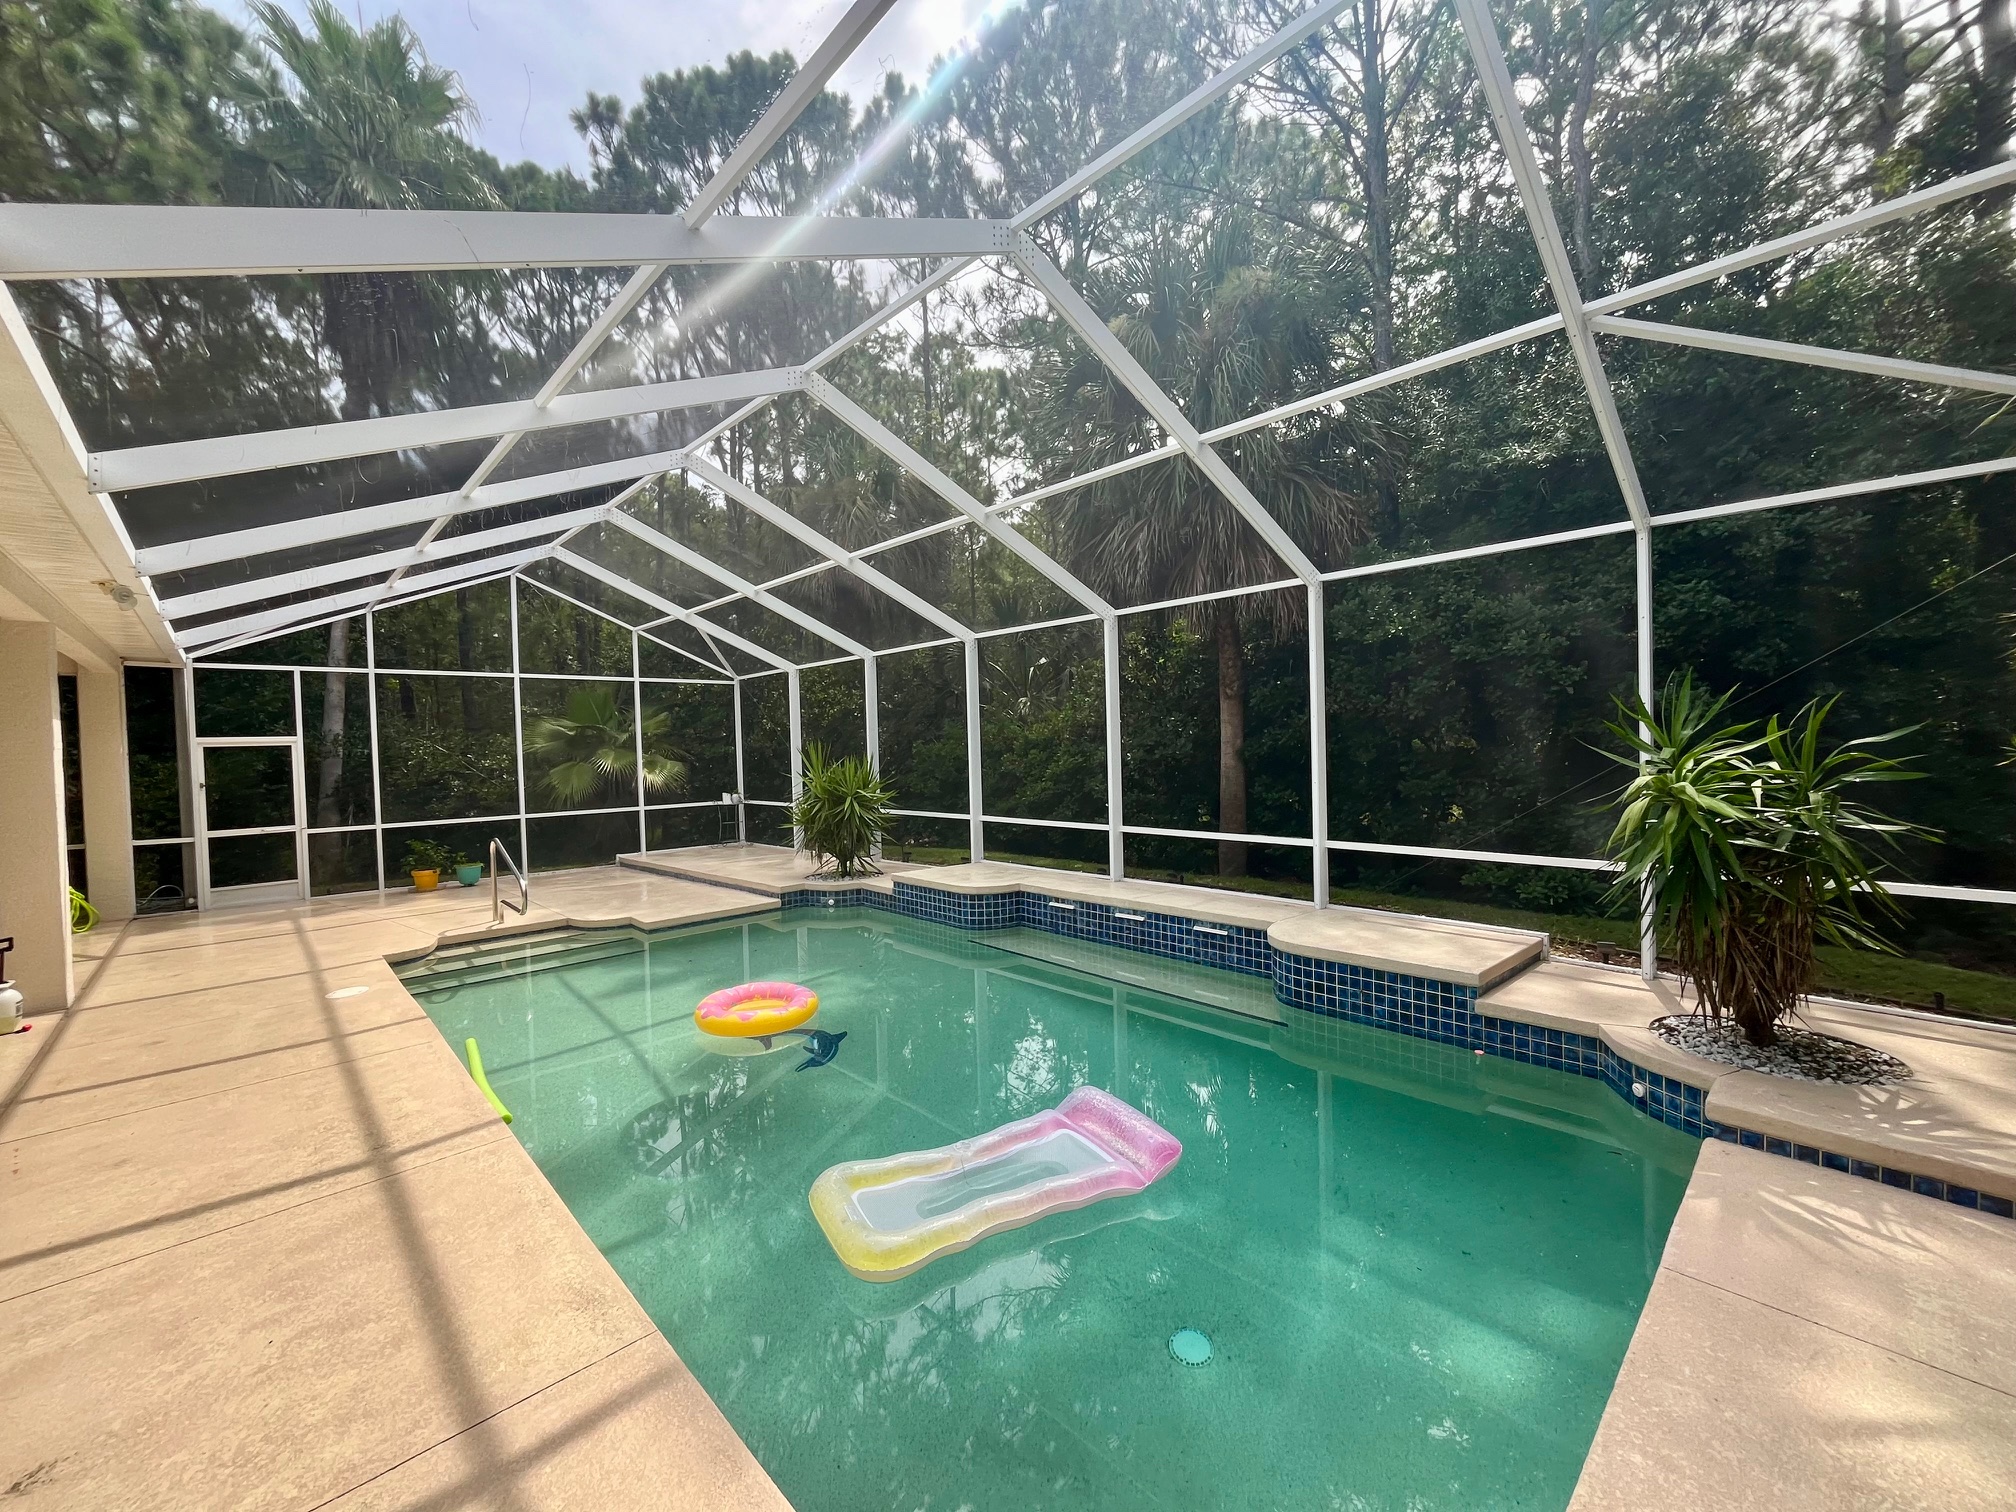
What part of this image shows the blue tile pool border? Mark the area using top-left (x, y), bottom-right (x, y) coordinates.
top-left (771, 878), bottom-right (2013, 1221)
top-left (785, 880), bottom-right (1277, 976)
top-left (1706, 1122), bottom-right (2015, 1219)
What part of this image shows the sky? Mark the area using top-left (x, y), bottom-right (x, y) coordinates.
top-left (222, 0), bottom-right (1000, 172)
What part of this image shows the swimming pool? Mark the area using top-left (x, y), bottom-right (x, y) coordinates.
top-left (406, 907), bottom-right (1698, 1511)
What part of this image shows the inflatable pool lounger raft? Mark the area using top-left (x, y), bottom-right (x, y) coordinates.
top-left (809, 1086), bottom-right (1181, 1281)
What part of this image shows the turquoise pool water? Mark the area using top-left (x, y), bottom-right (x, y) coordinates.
top-left (407, 908), bottom-right (1698, 1511)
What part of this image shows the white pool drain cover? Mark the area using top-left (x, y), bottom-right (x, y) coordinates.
top-left (1169, 1328), bottom-right (1212, 1366)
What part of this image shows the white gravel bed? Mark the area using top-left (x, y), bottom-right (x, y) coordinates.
top-left (1651, 1013), bottom-right (1911, 1086)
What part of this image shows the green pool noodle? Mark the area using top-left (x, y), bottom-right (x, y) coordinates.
top-left (464, 1037), bottom-right (513, 1124)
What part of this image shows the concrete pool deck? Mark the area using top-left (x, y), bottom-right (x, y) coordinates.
top-left (0, 867), bottom-right (789, 1512)
top-left (2, 860), bottom-right (2012, 1508)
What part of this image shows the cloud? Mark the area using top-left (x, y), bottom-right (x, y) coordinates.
top-left (226, 0), bottom-right (997, 170)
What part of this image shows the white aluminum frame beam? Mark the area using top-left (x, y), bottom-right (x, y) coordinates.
top-left (685, 0), bottom-right (902, 227)
top-left (177, 541), bottom-right (552, 650)
top-left (74, 0), bottom-right (2016, 648)
top-left (1592, 315), bottom-right (2016, 398)
top-left (681, 458), bottom-right (976, 642)
top-left (519, 569), bottom-right (739, 679)
top-left (385, 264), bottom-right (671, 597)
top-left (390, 0), bottom-right (905, 611)
top-left (1455, 0), bottom-right (1649, 532)
top-left (553, 548), bottom-right (794, 671)
top-left (1015, 240), bottom-right (1327, 584)
top-left (155, 502), bottom-right (608, 619)
top-left (1009, 0), bottom-right (1356, 230)
top-left (101, 0), bottom-right (1385, 649)
top-left (1202, 314), bottom-right (1566, 441)
top-left (133, 449), bottom-right (685, 575)
top-left (1585, 159), bottom-right (2016, 317)
top-left (188, 559), bottom-right (529, 661)
top-left (601, 510), bottom-right (877, 659)
top-left (653, 0), bottom-right (1371, 512)
top-left (0, 206), bottom-right (1015, 280)
top-left (805, 376), bottom-right (1114, 616)
top-left (1457, 0), bottom-right (1660, 969)
top-left (126, 137), bottom-right (2016, 599)
top-left (93, 369), bottom-right (799, 492)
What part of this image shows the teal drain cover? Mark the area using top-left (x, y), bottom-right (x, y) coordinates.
top-left (1169, 1327), bottom-right (1212, 1366)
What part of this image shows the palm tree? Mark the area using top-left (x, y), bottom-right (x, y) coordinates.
top-left (233, 0), bottom-right (498, 826)
top-left (1032, 219), bottom-right (1374, 876)
top-left (236, 0), bottom-right (500, 420)
top-left (525, 687), bottom-right (689, 806)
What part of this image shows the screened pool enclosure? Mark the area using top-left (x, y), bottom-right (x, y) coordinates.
top-left (7, 0), bottom-right (2016, 974)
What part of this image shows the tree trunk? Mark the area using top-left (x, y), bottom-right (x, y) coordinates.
top-left (1872, 0), bottom-right (1908, 155)
top-left (322, 271), bottom-right (420, 421)
top-left (920, 277), bottom-right (934, 448)
top-left (1356, 0), bottom-right (1403, 539)
top-left (456, 589), bottom-right (477, 727)
top-left (1981, 0), bottom-right (2015, 167)
top-left (1568, 0), bottom-right (1605, 285)
top-left (314, 618), bottom-right (351, 828)
top-left (1215, 605), bottom-right (1249, 877)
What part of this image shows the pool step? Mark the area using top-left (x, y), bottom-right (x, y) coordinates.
top-left (974, 928), bottom-right (1283, 1023)
top-left (399, 930), bottom-right (643, 992)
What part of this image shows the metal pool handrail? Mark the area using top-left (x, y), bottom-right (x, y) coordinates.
top-left (463, 1038), bottom-right (513, 1124)
top-left (490, 837), bottom-right (529, 926)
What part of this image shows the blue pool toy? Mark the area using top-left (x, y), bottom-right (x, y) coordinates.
top-left (697, 1021), bottom-right (847, 1071)
top-left (794, 1028), bottom-right (847, 1071)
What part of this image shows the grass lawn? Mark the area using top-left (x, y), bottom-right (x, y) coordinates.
top-left (893, 845), bottom-right (2016, 1024)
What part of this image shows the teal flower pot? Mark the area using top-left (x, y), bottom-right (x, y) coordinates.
top-left (455, 863), bottom-right (484, 887)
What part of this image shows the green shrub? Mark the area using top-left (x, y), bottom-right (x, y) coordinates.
top-left (1604, 673), bottom-right (1930, 1046)
top-left (403, 838), bottom-right (454, 874)
top-left (789, 745), bottom-right (894, 879)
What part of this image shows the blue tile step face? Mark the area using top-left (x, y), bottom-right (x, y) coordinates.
top-left (1272, 947), bottom-right (1483, 1049)
top-left (1014, 893), bottom-right (1275, 978)
top-left (888, 881), bottom-right (1019, 930)
top-left (1478, 1017), bottom-right (1606, 1077)
top-left (1273, 945), bottom-right (1707, 1137)
top-left (780, 887), bottom-right (892, 911)
top-left (1598, 1049), bottom-right (1709, 1138)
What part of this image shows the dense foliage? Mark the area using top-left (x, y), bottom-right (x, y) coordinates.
top-left (7, 0), bottom-right (2015, 972)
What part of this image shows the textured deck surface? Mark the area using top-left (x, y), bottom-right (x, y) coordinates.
top-left (0, 868), bottom-right (790, 1512)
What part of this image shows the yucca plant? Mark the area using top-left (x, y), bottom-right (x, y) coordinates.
top-left (523, 686), bottom-right (687, 805)
top-left (790, 744), bottom-right (895, 879)
top-left (1603, 673), bottom-right (1929, 1047)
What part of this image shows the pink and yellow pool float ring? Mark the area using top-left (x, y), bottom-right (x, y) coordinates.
top-left (694, 980), bottom-right (819, 1039)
